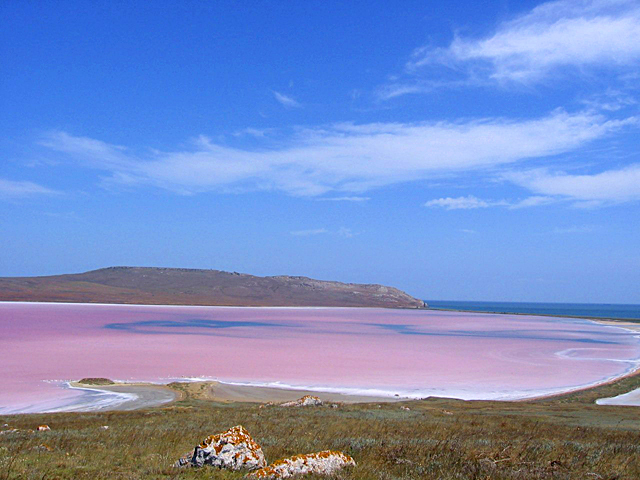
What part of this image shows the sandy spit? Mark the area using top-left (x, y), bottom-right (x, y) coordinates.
top-left (68, 383), bottom-right (179, 411)
top-left (176, 380), bottom-right (401, 404)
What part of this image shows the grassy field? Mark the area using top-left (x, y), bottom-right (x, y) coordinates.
top-left (2, 376), bottom-right (640, 479)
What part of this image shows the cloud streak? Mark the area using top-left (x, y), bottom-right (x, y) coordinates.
top-left (427, 164), bottom-right (640, 210)
top-left (423, 195), bottom-right (557, 210)
top-left (507, 164), bottom-right (640, 204)
top-left (424, 195), bottom-right (500, 210)
top-left (290, 227), bottom-right (358, 238)
top-left (290, 228), bottom-right (328, 236)
top-left (273, 91), bottom-right (302, 108)
top-left (316, 196), bottom-right (370, 202)
top-left (406, 0), bottom-right (640, 86)
top-left (0, 178), bottom-right (59, 198)
top-left (40, 109), bottom-right (635, 197)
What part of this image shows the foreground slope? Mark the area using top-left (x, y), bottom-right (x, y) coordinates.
top-left (0, 267), bottom-right (426, 308)
top-left (2, 376), bottom-right (639, 480)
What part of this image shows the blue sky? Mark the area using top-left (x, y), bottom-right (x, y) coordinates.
top-left (1, 0), bottom-right (639, 303)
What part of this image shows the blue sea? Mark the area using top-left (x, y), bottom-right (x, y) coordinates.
top-left (426, 301), bottom-right (640, 321)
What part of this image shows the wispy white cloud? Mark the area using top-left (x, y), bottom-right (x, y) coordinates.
top-left (0, 178), bottom-right (59, 198)
top-left (233, 127), bottom-right (274, 138)
top-left (408, 0), bottom-right (640, 85)
top-left (425, 195), bottom-right (559, 210)
top-left (426, 174), bottom-right (640, 210)
top-left (337, 227), bottom-right (358, 238)
top-left (424, 195), bottom-right (499, 210)
top-left (377, 84), bottom-right (431, 100)
top-left (553, 224), bottom-right (596, 233)
top-left (316, 196), bottom-right (370, 202)
top-left (290, 228), bottom-right (328, 236)
top-left (508, 195), bottom-right (557, 209)
top-left (290, 227), bottom-right (359, 238)
top-left (273, 91), bottom-right (302, 108)
top-left (580, 89), bottom-right (638, 112)
top-left (507, 164), bottom-right (640, 204)
top-left (39, 109), bottom-right (635, 197)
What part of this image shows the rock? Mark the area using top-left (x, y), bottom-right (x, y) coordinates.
top-left (400, 406), bottom-right (410, 411)
top-left (37, 425), bottom-right (50, 431)
top-left (33, 444), bottom-right (53, 452)
top-left (248, 451), bottom-right (356, 479)
top-left (280, 395), bottom-right (323, 407)
top-left (174, 425), bottom-right (266, 470)
top-left (101, 426), bottom-right (109, 430)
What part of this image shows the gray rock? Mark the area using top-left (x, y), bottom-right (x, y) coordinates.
top-left (174, 425), bottom-right (266, 470)
top-left (248, 450), bottom-right (356, 478)
top-left (280, 395), bottom-right (323, 407)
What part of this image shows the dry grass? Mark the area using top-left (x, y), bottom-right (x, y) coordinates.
top-left (2, 376), bottom-right (640, 480)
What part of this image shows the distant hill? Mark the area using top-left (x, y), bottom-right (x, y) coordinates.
top-left (0, 267), bottom-right (426, 309)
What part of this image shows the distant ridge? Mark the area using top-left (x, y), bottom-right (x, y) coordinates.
top-left (0, 267), bottom-right (426, 309)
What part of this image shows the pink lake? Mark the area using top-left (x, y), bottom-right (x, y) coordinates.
top-left (1, 302), bottom-right (639, 414)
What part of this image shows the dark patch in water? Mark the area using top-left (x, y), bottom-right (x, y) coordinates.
top-left (369, 323), bottom-right (620, 345)
top-left (105, 318), bottom-right (282, 335)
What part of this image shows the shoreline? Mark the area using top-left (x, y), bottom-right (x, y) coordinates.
top-left (169, 380), bottom-right (402, 404)
top-left (427, 306), bottom-right (640, 323)
top-left (6, 365), bottom-right (640, 415)
top-left (55, 382), bottom-right (180, 412)
top-left (39, 379), bottom-right (402, 414)
top-left (2, 300), bottom-right (637, 321)
top-left (596, 386), bottom-right (640, 406)
top-left (46, 362), bottom-right (640, 413)
top-left (0, 300), bottom-right (426, 310)
top-left (523, 362), bottom-right (640, 403)
top-left (519, 317), bottom-right (640, 403)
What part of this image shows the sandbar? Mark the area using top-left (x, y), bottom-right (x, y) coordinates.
top-left (592, 318), bottom-right (640, 333)
top-left (68, 382), bottom-right (178, 411)
top-left (172, 380), bottom-right (401, 404)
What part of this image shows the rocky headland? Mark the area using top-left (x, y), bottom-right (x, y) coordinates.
top-left (0, 266), bottom-right (426, 308)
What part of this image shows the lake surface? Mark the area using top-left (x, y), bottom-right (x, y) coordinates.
top-left (1, 302), bottom-right (639, 414)
top-left (427, 301), bottom-right (640, 320)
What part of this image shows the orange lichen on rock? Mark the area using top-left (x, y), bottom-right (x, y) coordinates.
top-left (248, 450), bottom-right (356, 478)
top-left (174, 425), bottom-right (266, 470)
top-left (279, 395), bottom-right (323, 407)
top-left (36, 425), bottom-right (50, 431)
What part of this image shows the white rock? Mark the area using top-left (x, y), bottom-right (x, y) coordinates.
top-left (174, 425), bottom-right (266, 470)
top-left (248, 451), bottom-right (356, 479)
top-left (279, 395), bottom-right (323, 407)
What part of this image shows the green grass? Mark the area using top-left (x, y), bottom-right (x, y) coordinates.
top-left (2, 380), bottom-right (640, 479)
